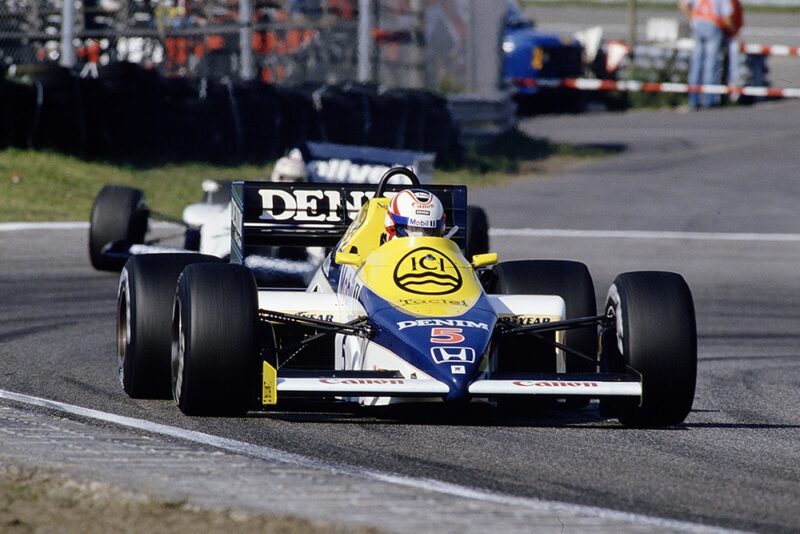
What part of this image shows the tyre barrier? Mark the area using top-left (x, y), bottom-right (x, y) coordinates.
top-left (1, 62), bottom-right (463, 166)
top-left (0, 76), bottom-right (36, 149)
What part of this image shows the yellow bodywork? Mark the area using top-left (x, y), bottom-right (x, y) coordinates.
top-left (334, 197), bottom-right (489, 317)
top-left (337, 198), bottom-right (390, 259)
top-left (357, 237), bottom-right (483, 317)
top-left (262, 361), bottom-right (278, 405)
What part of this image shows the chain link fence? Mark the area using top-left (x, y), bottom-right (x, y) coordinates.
top-left (0, 1), bottom-right (502, 92)
top-left (1, 0), bottom-right (362, 83)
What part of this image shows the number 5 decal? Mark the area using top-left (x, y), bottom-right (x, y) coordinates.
top-left (431, 327), bottom-right (465, 344)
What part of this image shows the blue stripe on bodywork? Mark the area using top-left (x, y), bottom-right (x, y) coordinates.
top-left (360, 287), bottom-right (496, 401)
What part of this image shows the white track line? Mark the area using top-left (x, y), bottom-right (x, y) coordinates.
top-left (5, 222), bottom-right (800, 243)
top-left (491, 228), bottom-right (800, 242)
top-left (0, 222), bottom-right (89, 232)
top-left (0, 388), bottom-right (740, 533)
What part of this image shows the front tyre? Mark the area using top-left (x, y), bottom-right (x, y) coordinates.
top-left (90, 185), bottom-right (148, 271)
top-left (172, 263), bottom-right (259, 416)
top-left (492, 260), bottom-right (597, 374)
top-left (603, 271), bottom-right (697, 427)
top-left (118, 253), bottom-right (221, 398)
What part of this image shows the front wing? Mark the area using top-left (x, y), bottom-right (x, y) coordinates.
top-left (258, 311), bottom-right (644, 406)
top-left (265, 372), bottom-right (642, 405)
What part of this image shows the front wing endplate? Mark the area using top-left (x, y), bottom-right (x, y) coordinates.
top-left (262, 361), bottom-right (278, 405)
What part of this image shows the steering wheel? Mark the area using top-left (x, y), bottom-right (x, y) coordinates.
top-left (375, 167), bottom-right (420, 198)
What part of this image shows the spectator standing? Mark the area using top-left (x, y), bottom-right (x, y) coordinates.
top-left (679, 0), bottom-right (737, 109)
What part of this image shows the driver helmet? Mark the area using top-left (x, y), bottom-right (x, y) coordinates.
top-left (384, 188), bottom-right (446, 240)
top-left (271, 148), bottom-right (308, 183)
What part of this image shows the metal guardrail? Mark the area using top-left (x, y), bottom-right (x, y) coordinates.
top-left (447, 91), bottom-right (517, 139)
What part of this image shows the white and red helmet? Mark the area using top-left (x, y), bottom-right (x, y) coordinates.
top-left (384, 189), bottom-right (446, 240)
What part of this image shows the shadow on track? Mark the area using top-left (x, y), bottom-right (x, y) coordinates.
top-left (248, 400), bottom-right (650, 429)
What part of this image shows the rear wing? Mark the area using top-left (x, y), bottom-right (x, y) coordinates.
top-left (231, 181), bottom-right (468, 263)
top-left (301, 141), bottom-right (435, 184)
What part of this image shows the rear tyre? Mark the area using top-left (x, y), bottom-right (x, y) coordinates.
top-left (492, 260), bottom-right (597, 374)
top-left (117, 253), bottom-right (222, 398)
top-left (465, 205), bottom-right (490, 259)
top-left (602, 271), bottom-right (697, 427)
top-left (89, 185), bottom-right (149, 271)
top-left (172, 263), bottom-right (259, 416)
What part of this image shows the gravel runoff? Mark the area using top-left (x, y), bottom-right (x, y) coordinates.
top-left (0, 397), bottom-right (743, 534)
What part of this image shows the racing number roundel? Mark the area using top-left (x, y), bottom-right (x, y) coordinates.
top-left (393, 247), bottom-right (463, 295)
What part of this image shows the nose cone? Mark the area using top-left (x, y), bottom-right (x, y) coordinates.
top-left (427, 330), bottom-right (493, 401)
top-left (372, 307), bottom-right (496, 402)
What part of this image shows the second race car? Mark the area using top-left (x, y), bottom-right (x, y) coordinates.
top-left (88, 144), bottom-right (491, 275)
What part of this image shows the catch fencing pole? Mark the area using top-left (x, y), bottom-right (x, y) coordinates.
top-left (357, 0), bottom-right (372, 82)
top-left (239, 0), bottom-right (254, 80)
top-left (60, 0), bottom-right (76, 67)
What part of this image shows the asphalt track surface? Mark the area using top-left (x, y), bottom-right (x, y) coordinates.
top-left (2, 101), bottom-right (800, 532)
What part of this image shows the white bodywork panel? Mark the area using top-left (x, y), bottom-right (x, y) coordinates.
top-left (488, 294), bottom-right (568, 372)
top-left (487, 294), bottom-right (566, 319)
top-left (335, 334), bottom-right (437, 406)
top-left (257, 291), bottom-right (365, 323)
top-left (182, 202), bottom-right (231, 258)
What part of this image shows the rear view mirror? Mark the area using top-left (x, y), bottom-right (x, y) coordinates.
top-left (471, 253), bottom-right (498, 268)
top-left (335, 252), bottom-right (363, 267)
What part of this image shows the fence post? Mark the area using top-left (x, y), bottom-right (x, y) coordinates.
top-left (628, 0), bottom-right (638, 60)
top-left (60, 0), bottom-right (76, 68)
top-left (239, 0), bottom-right (254, 80)
top-left (357, 0), bottom-right (372, 82)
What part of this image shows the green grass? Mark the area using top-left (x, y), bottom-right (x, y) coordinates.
top-left (0, 133), bottom-right (607, 222)
top-left (0, 149), bottom-right (273, 222)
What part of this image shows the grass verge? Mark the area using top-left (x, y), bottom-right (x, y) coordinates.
top-left (0, 149), bottom-right (271, 222)
top-left (0, 133), bottom-right (609, 222)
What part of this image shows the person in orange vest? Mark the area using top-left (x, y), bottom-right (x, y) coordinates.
top-left (679, 0), bottom-right (737, 109)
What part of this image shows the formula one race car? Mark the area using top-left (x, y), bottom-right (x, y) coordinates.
top-left (117, 168), bottom-right (697, 427)
top-left (88, 144), bottom-right (491, 274)
top-left (89, 179), bottom-right (231, 271)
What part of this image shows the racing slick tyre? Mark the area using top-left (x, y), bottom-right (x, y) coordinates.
top-left (601, 272), bottom-right (697, 427)
top-left (89, 185), bottom-right (148, 271)
top-left (118, 253), bottom-right (222, 398)
top-left (172, 263), bottom-right (259, 416)
top-left (465, 206), bottom-right (490, 259)
top-left (492, 260), bottom-right (597, 375)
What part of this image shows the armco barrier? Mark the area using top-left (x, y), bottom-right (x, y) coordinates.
top-left (447, 91), bottom-right (517, 139)
top-left (0, 77), bottom-right (35, 149)
top-left (1, 62), bottom-right (463, 166)
top-left (740, 43), bottom-right (800, 57)
top-left (513, 77), bottom-right (800, 99)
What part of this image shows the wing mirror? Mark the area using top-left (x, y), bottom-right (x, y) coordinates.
top-left (471, 253), bottom-right (498, 268)
top-left (335, 251), bottom-right (363, 267)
